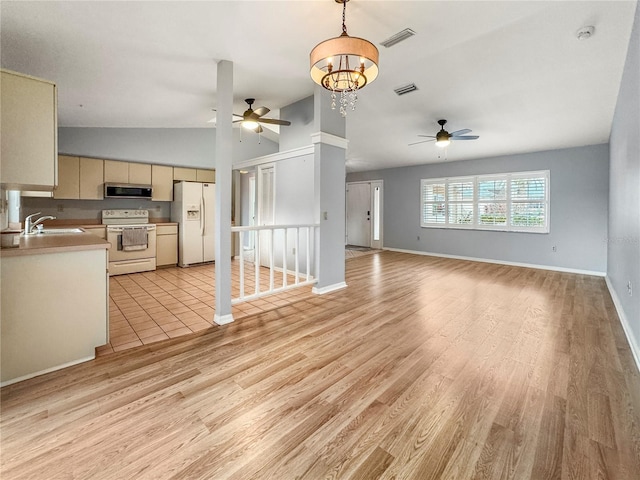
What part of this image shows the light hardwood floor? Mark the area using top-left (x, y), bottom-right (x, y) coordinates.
top-left (2, 251), bottom-right (639, 479)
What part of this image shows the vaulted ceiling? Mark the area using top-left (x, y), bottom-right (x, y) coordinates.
top-left (1, 1), bottom-right (636, 172)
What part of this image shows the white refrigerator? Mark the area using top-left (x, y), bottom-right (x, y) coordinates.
top-left (171, 181), bottom-right (216, 267)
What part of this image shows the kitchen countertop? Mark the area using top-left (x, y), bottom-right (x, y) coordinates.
top-left (41, 220), bottom-right (178, 227)
top-left (0, 229), bottom-right (110, 257)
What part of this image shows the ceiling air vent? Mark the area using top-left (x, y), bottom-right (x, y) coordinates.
top-left (394, 83), bottom-right (418, 96)
top-left (380, 28), bottom-right (416, 48)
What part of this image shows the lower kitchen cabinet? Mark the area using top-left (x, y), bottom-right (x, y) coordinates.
top-left (156, 224), bottom-right (178, 266)
top-left (1, 247), bottom-right (108, 385)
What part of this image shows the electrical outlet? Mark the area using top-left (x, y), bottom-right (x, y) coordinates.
top-left (552, 245), bottom-right (557, 252)
top-left (628, 281), bottom-right (633, 296)
top-left (57, 204), bottom-right (64, 212)
top-left (292, 247), bottom-right (296, 255)
top-left (417, 235), bottom-right (420, 241)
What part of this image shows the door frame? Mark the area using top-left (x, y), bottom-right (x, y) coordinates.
top-left (346, 180), bottom-right (384, 250)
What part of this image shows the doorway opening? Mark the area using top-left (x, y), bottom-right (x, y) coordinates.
top-left (346, 180), bottom-right (383, 250)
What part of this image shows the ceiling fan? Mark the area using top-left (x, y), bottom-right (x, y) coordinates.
top-left (409, 119), bottom-right (479, 148)
top-left (233, 98), bottom-right (291, 133)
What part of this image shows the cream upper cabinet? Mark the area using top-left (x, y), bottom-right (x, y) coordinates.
top-left (173, 167), bottom-right (198, 182)
top-left (103, 160), bottom-right (129, 183)
top-left (54, 155), bottom-right (80, 199)
top-left (129, 163), bottom-right (151, 184)
top-left (55, 156), bottom-right (104, 200)
top-left (104, 160), bottom-right (151, 185)
top-left (152, 165), bottom-right (174, 201)
top-left (79, 157), bottom-right (104, 200)
top-left (196, 169), bottom-right (216, 183)
top-left (0, 70), bottom-right (57, 191)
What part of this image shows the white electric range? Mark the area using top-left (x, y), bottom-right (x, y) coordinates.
top-left (102, 209), bottom-right (157, 276)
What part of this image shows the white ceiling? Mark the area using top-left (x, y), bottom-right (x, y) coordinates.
top-left (1, 1), bottom-right (636, 172)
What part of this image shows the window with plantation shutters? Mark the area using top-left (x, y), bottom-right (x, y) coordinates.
top-left (421, 180), bottom-right (446, 225)
top-left (421, 170), bottom-right (549, 233)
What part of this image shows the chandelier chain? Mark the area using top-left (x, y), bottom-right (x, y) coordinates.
top-left (342, 0), bottom-right (348, 35)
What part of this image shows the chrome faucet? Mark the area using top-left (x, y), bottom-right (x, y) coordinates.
top-left (24, 212), bottom-right (57, 234)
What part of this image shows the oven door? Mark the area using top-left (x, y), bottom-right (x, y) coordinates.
top-left (106, 225), bottom-right (157, 262)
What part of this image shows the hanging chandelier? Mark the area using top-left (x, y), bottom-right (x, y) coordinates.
top-left (309, 0), bottom-right (379, 117)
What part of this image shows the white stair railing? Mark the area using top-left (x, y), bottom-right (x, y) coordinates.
top-left (231, 224), bottom-right (318, 304)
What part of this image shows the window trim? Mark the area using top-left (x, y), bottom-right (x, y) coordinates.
top-left (420, 170), bottom-right (550, 233)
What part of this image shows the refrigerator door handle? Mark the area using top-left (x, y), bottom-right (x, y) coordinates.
top-left (200, 197), bottom-right (205, 236)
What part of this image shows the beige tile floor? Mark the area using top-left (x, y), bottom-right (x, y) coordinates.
top-left (98, 260), bottom-right (315, 356)
top-left (98, 250), bottom-right (380, 356)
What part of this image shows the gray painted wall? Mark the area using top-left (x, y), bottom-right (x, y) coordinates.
top-left (608, 2), bottom-right (640, 356)
top-left (279, 96), bottom-right (314, 152)
top-left (275, 153), bottom-right (316, 273)
top-left (348, 144), bottom-right (609, 273)
top-left (22, 197), bottom-right (171, 223)
top-left (59, 127), bottom-right (278, 168)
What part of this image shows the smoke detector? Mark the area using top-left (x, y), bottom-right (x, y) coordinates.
top-left (576, 26), bottom-right (595, 40)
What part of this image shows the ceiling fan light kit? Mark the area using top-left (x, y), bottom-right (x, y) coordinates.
top-left (435, 131), bottom-right (451, 148)
top-left (409, 119), bottom-right (479, 149)
top-left (230, 98), bottom-right (292, 142)
top-left (309, 0), bottom-right (379, 117)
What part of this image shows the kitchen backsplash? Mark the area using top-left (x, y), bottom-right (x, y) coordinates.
top-left (22, 197), bottom-right (171, 223)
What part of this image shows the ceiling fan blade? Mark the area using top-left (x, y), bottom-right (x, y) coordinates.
top-left (409, 139), bottom-right (436, 146)
top-left (452, 135), bottom-right (479, 140)
top-left (449, 129), bottom-right (471, 136)
top-left (256, 118), bottom-right (291, 126)
top-left (232, 119), bottom-right (245, 124)
top-left (253, 106), bottom-right (270, 117)
top-left (418, 135), bottom-right (437, 138)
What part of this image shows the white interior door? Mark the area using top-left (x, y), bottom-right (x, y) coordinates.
top-left (257, 165), bottom-right (275, 267)
top-left (346, 183), bottom-right (371, 247)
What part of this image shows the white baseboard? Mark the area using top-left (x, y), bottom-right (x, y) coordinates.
top-left (1, 355), bottom-right (95, 388)
top-left (605, 276), bottom-right (640, 374)
top-left (313, 281), bottom-right (347, 295)
top-left (383, 247), bottom-right (606, 277)
top-left (214, 313), bottom-right (235, 325)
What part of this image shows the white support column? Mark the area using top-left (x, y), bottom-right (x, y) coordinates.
top-left (311, 85), bottom-right (348, 295)
top-left (214, 60), bottom-right (234, 325)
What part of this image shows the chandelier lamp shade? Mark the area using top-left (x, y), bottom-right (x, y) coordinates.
top-left (310, 0), bottom-right (379, 117)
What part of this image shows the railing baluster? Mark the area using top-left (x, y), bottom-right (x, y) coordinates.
top-left (306, 226), bottom-right (311, 282)
top-left (295, 227), bottom-right (300, 285)
top-left (282, 229), bottom-right (288, 288)
top-left (255, 229), bottom-right (260, 296)
top-left (269, 229), bottom-right (274, 291)
top-left (239, 231), bottom-right (245, 299)
top-left (230, 224), bottom-right (319, 305)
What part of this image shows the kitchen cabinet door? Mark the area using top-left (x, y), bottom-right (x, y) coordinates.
top-left (152, 165), bottom-right (174, 201)
top-left (79, 157), bottom-right (104, 199)
top-left (156, 227), bottom-right (178, 266)
top-left (173, 167), bottom-right (197, 182)
top-left (53, 155), bottom-right (80, 199)
top-left (104, 160), bottom-right (129, 183)
top-left (196, 169), bottom-right (215, 183)
top-left (0, 70), bottom-right (57, 190)
top-left (129, 163), bottom-right (151, 185)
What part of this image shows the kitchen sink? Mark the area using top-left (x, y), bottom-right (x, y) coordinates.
top-left (37, 228), bottom-right (84, 234)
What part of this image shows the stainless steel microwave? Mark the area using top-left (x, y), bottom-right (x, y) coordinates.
top-left (104, 183), bottom-right (153, 199)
